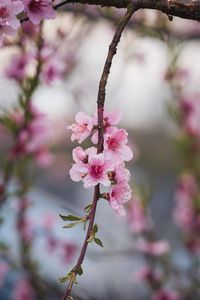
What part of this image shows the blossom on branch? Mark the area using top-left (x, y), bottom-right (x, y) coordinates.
top-left (68, 109), bottom-right (133, 216)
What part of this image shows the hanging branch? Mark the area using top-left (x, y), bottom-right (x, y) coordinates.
top-left (61, 4), bottom-right (135, 300)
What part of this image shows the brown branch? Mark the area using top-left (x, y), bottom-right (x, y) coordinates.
top-left (61, 5), bottom-right (135, 300)
top-left (20, 0), bottom-right (200, 23)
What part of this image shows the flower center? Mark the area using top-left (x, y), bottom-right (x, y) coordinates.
top-left (0, 7), bottom-right (9, 22)
top-left (107, 137), bottom-right (120, 150)
top-left (90, 164), bottom-right (103, 178)
top-left (29, 0), bottom-right (47, 13)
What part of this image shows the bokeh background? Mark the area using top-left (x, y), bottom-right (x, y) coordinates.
top-left (0, 5), bottom-right (200, 300)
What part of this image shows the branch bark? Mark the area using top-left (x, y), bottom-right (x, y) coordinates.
top-left (59, 0), bottom-right (200, 21)
top-left (20, 0), bottom-right (200, 24)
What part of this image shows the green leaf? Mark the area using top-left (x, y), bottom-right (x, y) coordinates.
top-left (59, 214), bottom-right (82, 222)
top-left (77, 266), bottom-right (83, 276)
top-left (94, 237), bottom-right (104, 247)
top-left (93, 223), bottom-right (98, 234)
top-left (63, 221), bottom-right (81, 229)
top-left (84, 203), bottom-right (92, 213)
top-left (59, 274), bottom-right (71, 283)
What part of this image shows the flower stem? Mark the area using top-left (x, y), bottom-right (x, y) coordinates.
top-left (61, 5), bottom-right (135, 300)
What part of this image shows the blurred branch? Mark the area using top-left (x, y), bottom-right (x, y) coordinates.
top-left (63, 5), bottom-right (200, 41)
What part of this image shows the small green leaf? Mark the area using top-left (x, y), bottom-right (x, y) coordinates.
top-left (59, 214), bottom-right (82, 222)
top-left (83, 220), bottom-right (87, 231)
top-left (77, 266), bottom-right (83, 276)
top-left (63, 221), bottom-right (81, 229)
top-left (94, 237), bottom-right (104, 247)
top-left (59, 274), bottom-right (71, 283)
top-left (84, 204), bottom-right (92, 213)
top-left (93, 223), bottom-right (98, 234)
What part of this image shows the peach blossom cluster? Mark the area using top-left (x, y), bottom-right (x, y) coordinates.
top-left (68, 110), bottom-right (133, 216)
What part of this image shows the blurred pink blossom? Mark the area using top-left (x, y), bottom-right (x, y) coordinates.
top-left (128, 199), bottom-right (151, 234)
top-left (152, 289), bottom-right (180, 300)
top-left (137, 239), bottom-right (170, 256)
top-left (12, 278), bottom-right (35, 300)
top-left (6, 53), bottom-right (31, 83)
top-left (181, 94), bottom-right (200, 137)
top-left (23, 0), bottom-right (56, 25)
top-left (0, 261), bottom-right (9, 287)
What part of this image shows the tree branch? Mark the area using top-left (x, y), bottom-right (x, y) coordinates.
top-left (61, 5), bottom-right (135, 300)
top-left (61, 0), bottom-right (200, 21)
top-left (20, 0), bottom-right (200, 23)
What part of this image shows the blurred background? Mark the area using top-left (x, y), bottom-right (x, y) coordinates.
top-left (0, 4), bottom-right (200, 300)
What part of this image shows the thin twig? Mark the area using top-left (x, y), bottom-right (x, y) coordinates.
top-left (61, 4), bottom-right (135, 300)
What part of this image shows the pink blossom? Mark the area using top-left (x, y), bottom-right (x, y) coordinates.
top-left (153, 289), bottom-right (180, 300)
top-left (181, 94), bottom-right (200, 136)
top-left (83, 153), bottom-right (112, 188)
top-left (35, 148), bottom-right (53, 166)
top-left (110, 161), bottom-right (130, 183)
top-left (128, 200), bottom-right (151, 234)
top-left (17, 218), bottom-right (34, 243)
top-left (91, 109), bottom-right (122, 144)
top-left (69, 147), bottom-right (96, 182)
top-left (0, 261), bottom-right (9, 287)
top-left (137, 239), bottom-right (170, 256)
top-left (0, 24), bottom-right (16, 46)
top-left (61, 242), bottom-right (77, 263)
top-left (68, 111), bottom-right (93, 143)
top-left (132, 266), bottom-right (162, 284)
top-left (46, 236), bottom-right (58, 254)
top-left (23, 0), bottom-right (56, 25)
top-left (21, 20), bottom-right (39, 38)
top-left (109, 182), bottom-right (132, 216)
top-left (41, 55), bottom-right (65, 84)
top-left (104, 129), bottom-right (133, 162)
top-left (174, 174), bottom-right (197, 229)
top-left (69, 163), bottom-right (88, 182)
top-left (11, 110), bottom-right (24, 125)
top-left (72, 146), bottom-right (96, 164)
top-left (6, 53), bottom-right (30, 83)
top-left (0, 0), bottom-right (24, 29)
top-left (10, 105), bottom-right (52, 165)
top-left (12, 278), bottom-right (35, 300)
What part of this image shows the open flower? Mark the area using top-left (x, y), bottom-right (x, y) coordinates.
top-left (23, 0), bottom-right (56, 25)
top-left (91, 109), bottom-right (122, 144)
top-left (111, 161), bottom-right (130, 183)
top-left (0, 0), bottom-right (24, 29)
top-left (109, 182), bottom-right (132, 216)
top-left (104, 128), bottom-right (133, 161)
top-left (70, 146), bottom-right (96, 181)
top-left (68, 111), bottom-right (93, 143)
top-left (83, 153), bottom-right (112, 188)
